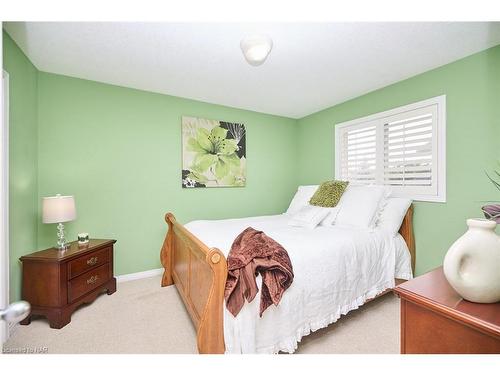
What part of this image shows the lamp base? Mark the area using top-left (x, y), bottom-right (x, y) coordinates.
top-left (57, 243), bottom-right (69, 251)
top-left (56, 222), bottom-right (69, 251)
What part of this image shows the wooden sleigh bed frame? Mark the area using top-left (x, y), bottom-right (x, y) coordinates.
top-left (160, 205), bottom-right (415, 354)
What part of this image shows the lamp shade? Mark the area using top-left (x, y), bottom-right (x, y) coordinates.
top-left (42, 195), bottom-right (76, 224)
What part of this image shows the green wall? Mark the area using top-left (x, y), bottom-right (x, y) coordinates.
top-left (296, 45), bottom-right (500, 275)
top-left (4, 27), bottom-right (500, 302)
top-left (36, 72), bottom-right (298, 279)
top-left (2, 32), bottom-right (38, 301)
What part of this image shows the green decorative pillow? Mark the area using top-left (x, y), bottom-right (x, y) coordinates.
top-left (309, 180), bottom-right (349, 207)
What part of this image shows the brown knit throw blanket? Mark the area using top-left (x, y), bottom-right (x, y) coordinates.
top-left (224, 227), bottom-right (294, 317)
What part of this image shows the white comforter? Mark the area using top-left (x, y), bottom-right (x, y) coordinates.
top-left (185, 214), bottom-right (412, 354)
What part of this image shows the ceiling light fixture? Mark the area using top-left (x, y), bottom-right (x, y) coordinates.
top-left (240, 35), bottom-right (273, 67)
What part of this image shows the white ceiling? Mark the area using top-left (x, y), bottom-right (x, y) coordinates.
top-left (4, 22), bottom-right (500, 118)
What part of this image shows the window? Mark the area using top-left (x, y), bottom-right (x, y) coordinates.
top-left (335, 95), bottom-right (446, 202)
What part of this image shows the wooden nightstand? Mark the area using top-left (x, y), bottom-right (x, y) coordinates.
top-left (394, 267), bottom-right (500, 354)
top-left (19, 239), bottom-right (117, 329)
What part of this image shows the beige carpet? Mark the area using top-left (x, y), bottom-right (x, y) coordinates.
top-left (4, 276), bottom-right (400, 354)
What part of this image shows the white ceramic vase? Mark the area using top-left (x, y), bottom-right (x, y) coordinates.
top-left (443, 218), bottom-right (500, 303)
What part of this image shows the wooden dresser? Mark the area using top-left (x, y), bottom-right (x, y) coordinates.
top-left (394, 267), bottom-right (500, 354)
top-left (19, 239), bottom-right (117, 329)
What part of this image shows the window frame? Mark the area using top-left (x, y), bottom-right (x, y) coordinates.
top-left (334, 95), bottom-right (446, 203)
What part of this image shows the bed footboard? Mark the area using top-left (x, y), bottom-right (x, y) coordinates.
top-left (160, 213), bottom-right (227, 354)
top-left (160, 207), bottom-right (416, 354)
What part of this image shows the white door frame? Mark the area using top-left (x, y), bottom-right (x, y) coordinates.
top-left (1, 69), bottom-right (10, 346)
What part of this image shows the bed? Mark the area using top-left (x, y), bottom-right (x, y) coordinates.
top-left (159, 204), bottom-right (415, 354)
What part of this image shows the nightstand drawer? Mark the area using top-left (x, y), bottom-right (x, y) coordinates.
top-left (68, 247), bottom-right (111, 279)
top-left (68, 263), bottom-right (110, 303)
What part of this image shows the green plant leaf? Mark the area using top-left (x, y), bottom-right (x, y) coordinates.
top-left (187, 170), bottom-right (208, 183)
top-left (486, 171), bottom-right (500, 192)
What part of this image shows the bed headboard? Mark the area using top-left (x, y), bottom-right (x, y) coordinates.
top-left (398, 204), bottom-right (415, 274)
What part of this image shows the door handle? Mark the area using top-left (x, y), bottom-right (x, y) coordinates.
top-left (0, 301), bottom-right (31, 323)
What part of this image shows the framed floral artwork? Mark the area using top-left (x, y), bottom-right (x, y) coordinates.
top-left (182, 116), bottom-right (246, 188)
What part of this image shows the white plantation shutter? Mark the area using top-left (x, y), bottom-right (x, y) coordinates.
top-left (338, 121), bottom-right (378, 184)
top-left (335, 96), bottom-right (446, 202)
top-left (383, 105), bottom-right (438, 196)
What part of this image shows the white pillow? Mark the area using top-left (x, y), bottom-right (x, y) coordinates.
top-left (318, 207), bottom-right (341, 226)
top-left (376, 197), bottom-right (412, 235)
top-left (288, 205), bottom-right (331, 229)
top-left (286, 185), bottom-right (319, 215)
top-left (334, 184), bottom-right (389, 229)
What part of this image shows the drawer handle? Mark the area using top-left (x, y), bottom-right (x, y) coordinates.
top-left (87, 275), bottom-right (99, 284)
top-left (86, 257), bottom-right (98, 266)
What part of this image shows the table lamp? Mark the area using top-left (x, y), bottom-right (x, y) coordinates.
top-left (42, 194), bottom-right (76, 250)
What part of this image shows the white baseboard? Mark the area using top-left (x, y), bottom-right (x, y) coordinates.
top-left (116, 268), bottom-right (163, 283)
